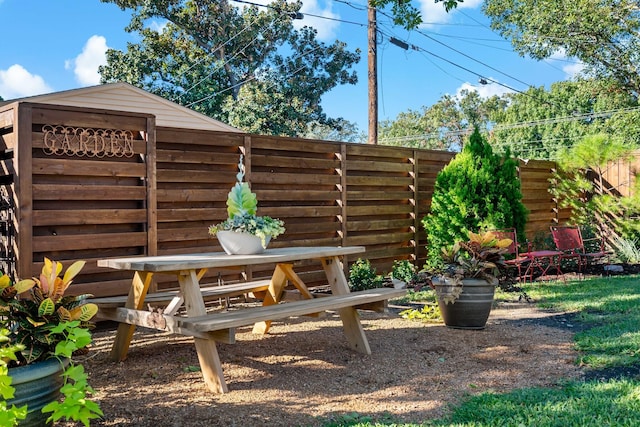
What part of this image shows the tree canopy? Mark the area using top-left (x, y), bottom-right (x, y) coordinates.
top-left (369, 0), bottom-right (462, 30)
top-left (99, 0), bottom-right (361, 137)
top-left (483, 0), bottom-right (640, 96)
top-left (379, 90), bottom-right (506, 151)
top-left (380, 78), bottom-right (640, 159)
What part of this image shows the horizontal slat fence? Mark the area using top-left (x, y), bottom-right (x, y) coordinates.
top-left (5, 103), bottom-right (155, 297)
top-left (1, 102), bottom-right (568, 298)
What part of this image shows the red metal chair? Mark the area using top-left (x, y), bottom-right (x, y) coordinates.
top-left (550, 225), bottom-right (610, 274)
top-left (489, 228), bottom-right (532, 282)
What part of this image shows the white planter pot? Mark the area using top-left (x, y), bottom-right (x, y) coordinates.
top-left (216, 231), bottom-right (271, 255)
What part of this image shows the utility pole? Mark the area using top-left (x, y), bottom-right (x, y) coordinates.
top-left (367, 5), bottom-right (377, 145)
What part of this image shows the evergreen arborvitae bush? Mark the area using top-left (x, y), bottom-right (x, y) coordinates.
top-left (423, 128), bottom-right (528, 265)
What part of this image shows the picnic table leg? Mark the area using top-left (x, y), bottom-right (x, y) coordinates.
top-left (178, 269), bottom-right (228, 393)
top-left (252, 264), bottom-right (289, 334)
top-left (110, 271), bottom-right (154, 362)
top-left (322, 256), bottom-right (371, 355)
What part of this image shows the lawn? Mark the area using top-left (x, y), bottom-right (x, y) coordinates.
top-left (322, 275), bottom-right (640, 427)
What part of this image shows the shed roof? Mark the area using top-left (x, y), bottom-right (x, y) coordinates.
top-left (0, 82), bottom-right (242, 133)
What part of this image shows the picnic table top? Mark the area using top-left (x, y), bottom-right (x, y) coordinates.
top-left (97, 246), bottom-right (366, 273)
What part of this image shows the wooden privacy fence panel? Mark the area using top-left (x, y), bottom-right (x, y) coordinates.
top-left (518, 159), bottom-right (569, 238)
top-left (1, 103), bottom-right (155, 298)
top-left (415, 149), bottom-right (456, 265)
top-left (598, 150), bottom-right (640, 198)
top-left (0, 102), bottom-right (566, 298)
top-left (249, 135), bottom-right (343, 285)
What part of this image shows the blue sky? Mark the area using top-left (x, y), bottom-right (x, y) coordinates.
top-left (0, 0), bottom-right (582, 133)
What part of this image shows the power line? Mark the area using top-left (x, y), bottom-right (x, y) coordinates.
top-left (415, 28), bottom-right (534, 88)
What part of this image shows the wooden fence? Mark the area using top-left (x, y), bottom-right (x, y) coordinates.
top-left (0, 102), bottom-right (567, 298)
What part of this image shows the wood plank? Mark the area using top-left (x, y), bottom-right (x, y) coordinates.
top-left (16, 104), bottom-right (34, 279)
top-left (31, 105), bottom-right (151, 131)
top-left (33, 184), bottom-right (146, 200)
top-left (346, 159), bottom-right (412, 173)
top-left (157, 227), bottom-right (211, 242)
top-left (346, 190), bottom-right (413, 201)
top-left (346, 232), bottom-right (413, 246)
top-left (97, 246), bottom-right (365, 272)
top-left (146, 116), bottom-right (157, 258)
top-left (157, 188), bottom-right (228, 203)
top-left (157, 149), bottom-right (241, 165)
top-left (179, 288), bottom-right (406, 332)
top-left (157, 208), bottom-right (224, 222)
top-left (252, 154), bottom-right (340, 170)
top-left (347, 218), bottom-right (413, 232)
top-left (347, 205), bottom-right (413, 216)
top-left (157, 169), bottom-right (235, 183)
top-left (346, 144), bottom-right (412, 158)
top-left (33, 209), bottom-right (147, 226)
top-left (89, 279), bottom-right (271, 307)
top-left (178, 269), bottom-right (228, 393)
top-left (346, 176), bottom-right (414, 186)
top-left (110, 271), bottom-right (153, 362)
top-left (251, 172), bottom-right (340, 186)
top-left (98, 307), bottom-right (235, 342)
top-left (255, 189), bottom-right (339, 202)
top-left (33, 232), bottom-right (147, 252)
top-left (0, 109), bottom-right (14, 130)
top-left (32, 158), bottom-right (146, 178)
top-left (252, 137), bottom-right (340, 153)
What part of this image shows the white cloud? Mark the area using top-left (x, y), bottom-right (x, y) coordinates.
top-left (69, 35), bottom-right (108, 86)
top-left (418, 0), bottom-right (483, 27)
top-left (456, 78), bottom-right (514, 99)
top-left (294, 0), bottom-right (340, 41)
top-left (548, 49), bottom-right (586, 79)
top-left (0, 64), bottom-right (52, 100)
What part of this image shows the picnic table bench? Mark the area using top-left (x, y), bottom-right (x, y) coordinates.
top-left (92, 246), bottom-right (406, 393)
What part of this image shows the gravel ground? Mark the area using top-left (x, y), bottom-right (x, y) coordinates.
top-left (66, 299), bottom-right (584, 427)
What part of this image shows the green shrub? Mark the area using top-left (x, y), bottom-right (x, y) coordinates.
top-left (422, 128), bottom-right (528, 266)
top-left (390, 259), bottom-right (416, 283)
top-left (348, 259), bottom-right (384, 291)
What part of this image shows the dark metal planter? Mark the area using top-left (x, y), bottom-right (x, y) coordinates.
top-left (7, 358), bottom-right (67, 427)
top-left (434, 278), bottom-right (496, 330)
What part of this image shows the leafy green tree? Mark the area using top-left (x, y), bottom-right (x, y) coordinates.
top-left (490, 79), bottom-right (640, 159)
top-left (422, 128), bottom-right (528, 265)
top-left (99, 0), bottom-right (360, 137)
top-left (550, 134), bottom-right (639, 239)
top-left (379, 90), bottom-right (506, 150)
top-left (369, 0), bottom-right (463, 30)
top-left (301, 119), bottom-right (364, 143)
top-left (483, 0), bottom-right (640, 96)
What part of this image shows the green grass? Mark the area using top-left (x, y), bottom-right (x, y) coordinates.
top-left (319, 275), bottom-right (640, 427)
top-left (524, 275), bottom-right (640, 369)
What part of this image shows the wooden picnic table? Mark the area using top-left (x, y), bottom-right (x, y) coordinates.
top-left (95, 246), bottom-right (405, 393)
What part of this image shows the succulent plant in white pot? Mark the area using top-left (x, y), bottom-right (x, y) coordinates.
top-left (208, 155), bottom-right (285, 255)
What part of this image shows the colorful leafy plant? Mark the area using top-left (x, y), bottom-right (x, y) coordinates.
top-left (208, 155), bottom-right (285, 248)
top-left (0, 259), bottom-right (102, 426)
top-left (429, 231), bottom-right (512, 304)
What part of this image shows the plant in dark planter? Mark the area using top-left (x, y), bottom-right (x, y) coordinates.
top-left (427, 231), bottom-right (512, 329)
top-left (0, 259), bottom-right (102, 426)
top-left (208, 155), bottom-right (285, 254)
top-left (422, 127), bottom-right (528, 267)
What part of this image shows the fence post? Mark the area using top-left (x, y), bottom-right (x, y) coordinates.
top-left (412, 150), bottom-right (419, 263)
